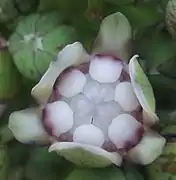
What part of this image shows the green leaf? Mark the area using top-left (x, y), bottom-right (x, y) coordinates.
top-left (137, 32), bottom-right (176, 74)
top-left (65, 166), bottom-right (126, 180)
top-left (123, 163), bottom-right (144, 180)
top-left (157, 58), bottom-right (176, 79)
top-left (8, 166), bottom-right (25, 180)
top-left (0, 50), bottom-right (21, 100)
top-left (148, 75), bottom-right (176, 109)
top-left (25, 147), bottom-right (73, 180)
top-left (8, 141), bottom-right (33, 167)
top-left (137, 0), bottom-right (168, 12)
top-left (56, 0), bottom-right (87, 18)
top-left (157, 109), bottom-right (176, 125)
top-left (0, 125), bottom-right (14, 144)
top-left (162, 125), bottom-right (176, 134)
top-left (104, 0), bottom-right (134, 5)
top-left (38, 0), bottom-right (59, 11)
top-left (14, 0), bottom-right (39, 15)
top-left (38, 0), bottom-right (87, 19)
top-left (117, 4), bottom-right (162, 29)
top-left (0, 146), bottom-right (9, 180)
top-left (149, 75), bottom-right (176, 92)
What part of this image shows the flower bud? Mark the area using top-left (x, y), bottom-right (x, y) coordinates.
top-left (8, 12), bottom-right (77, 81)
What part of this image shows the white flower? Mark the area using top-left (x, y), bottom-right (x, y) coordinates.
top-left (8, 12), bottom-right (166, 168)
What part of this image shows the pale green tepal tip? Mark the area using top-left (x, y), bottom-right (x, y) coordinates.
top-left (49, 142), bottom-right (122, 168)
top-left (8, 107), bottom-right (50, 144)
top-left (54, 148), bottom-right (111, 168)
top-left (92, 12), bottom-right (132, 62)
top-left (129, 55), bottom-right (159, 126)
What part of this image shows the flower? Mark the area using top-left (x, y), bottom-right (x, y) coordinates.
top-left (8, 12), bottom-right (166, 168)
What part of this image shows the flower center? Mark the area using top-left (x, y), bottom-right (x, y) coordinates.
top-left (68, 74), bottom-right (122, 135)
top-left (43, 55), bottom-right (144, 152)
